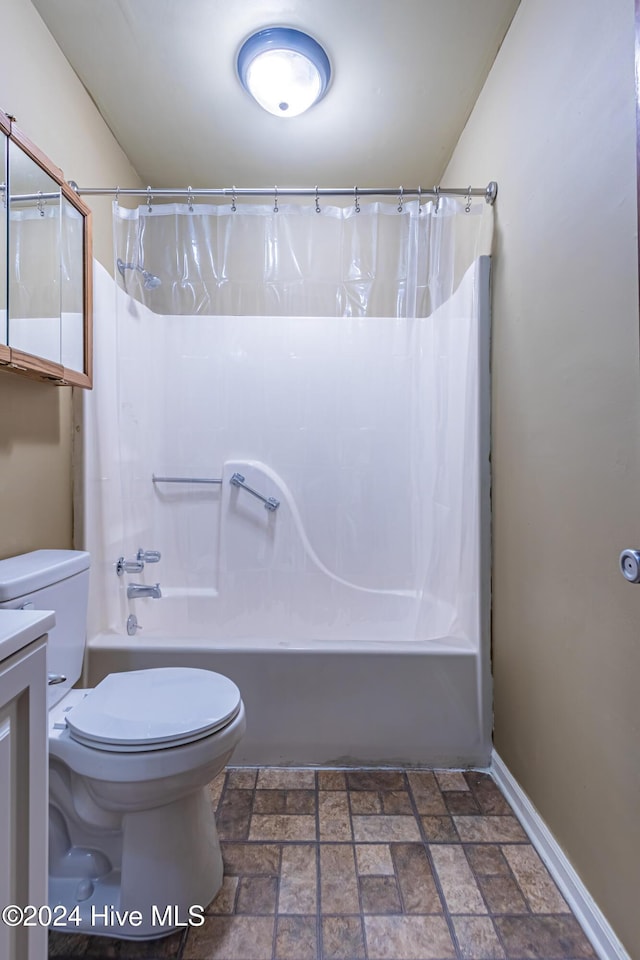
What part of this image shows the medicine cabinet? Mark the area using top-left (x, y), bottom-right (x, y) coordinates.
top-left (0, 109), bottom-right (92, 387)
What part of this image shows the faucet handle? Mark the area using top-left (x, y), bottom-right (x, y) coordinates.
top-left (137, 548), bottom-right (161, 563)
top-left (116, 556), bottom-right (144, 576)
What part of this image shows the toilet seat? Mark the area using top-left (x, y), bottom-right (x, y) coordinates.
top-left (65, 667), bottom-right (241, 752)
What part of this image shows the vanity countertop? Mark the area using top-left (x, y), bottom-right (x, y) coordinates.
top-left (0, 609), bottom-right (55, 663)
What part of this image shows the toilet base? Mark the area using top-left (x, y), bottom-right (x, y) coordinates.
top-left (49, 785), bottom-right (223, 940)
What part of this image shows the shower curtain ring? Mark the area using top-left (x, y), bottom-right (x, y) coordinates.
top-left (465, 186), bottom-right (472, 213)
top-left (146, 186), bottom-right (153, 212)
top-left (354, 186), bottom-right (360, 214)
top-left (187, 186), bottom-right (194, 212)
top-left (398, 186), bottom-right (404, 214)
top-left (37, 191), bottom-right (45, 217)
top-left (315, 186), bottom-right (321, 214)
top-left (115, 186), bottom-right (120, 203)
top-left (434, 185), bottom-right (440, 214)
top-left (274, 186), bottom-right (278, 213)
top-left (417, 185), bottom-right (422, 213)
top-left (231, 186), bottom-right (237, 213)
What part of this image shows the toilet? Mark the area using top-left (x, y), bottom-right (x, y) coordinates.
top-left (0, 550), bottom-right (246, 940)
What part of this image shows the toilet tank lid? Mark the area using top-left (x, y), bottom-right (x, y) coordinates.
top-left (0, 550), bottom-right (90, 602)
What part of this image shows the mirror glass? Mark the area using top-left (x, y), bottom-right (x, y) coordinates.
top-left (7, 138), bottom-right (62, 363)
top-left (0, 130), bottom-right (6, 347)
top-left (61, 195), bottom-right (84, 370)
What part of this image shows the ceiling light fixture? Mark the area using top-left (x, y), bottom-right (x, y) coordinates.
top-left (237, 27), bottom-right (331, 118)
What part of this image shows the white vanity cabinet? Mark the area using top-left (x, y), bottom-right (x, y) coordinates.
top-left (0, 610), bottom-right (53, 960)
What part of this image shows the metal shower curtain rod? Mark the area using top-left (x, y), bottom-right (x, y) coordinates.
top-left (70, 181), bottom-right (498, 205)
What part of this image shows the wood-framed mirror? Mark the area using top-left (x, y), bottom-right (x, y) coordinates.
top-left (0, 108), bottom-right (93, 387)
top-left (0, 111), bottom-right (9, 369)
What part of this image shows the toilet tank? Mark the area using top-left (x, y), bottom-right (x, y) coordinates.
top-left (0, 550), bottom-right (90, 708)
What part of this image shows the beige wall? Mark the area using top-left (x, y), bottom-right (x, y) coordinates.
top-left (0, 0), bottom-right (140, 559)
top-left (445, 0), bottom-right (640, 953)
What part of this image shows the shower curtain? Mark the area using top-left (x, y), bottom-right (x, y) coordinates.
top-left (89, 196), bottom-right (493, 643)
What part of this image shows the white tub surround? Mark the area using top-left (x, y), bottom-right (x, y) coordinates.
top-left (80, 198), bottom-right (493, 767)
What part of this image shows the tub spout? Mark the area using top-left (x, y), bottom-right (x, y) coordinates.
top-left (127, 583), bottom-right (162, 600)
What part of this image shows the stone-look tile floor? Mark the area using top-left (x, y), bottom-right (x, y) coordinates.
top-left (48, 768), bottom-right (597, 960)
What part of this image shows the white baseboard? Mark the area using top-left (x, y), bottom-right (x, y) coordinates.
top-left (491, 750), bottom-right (630, 960)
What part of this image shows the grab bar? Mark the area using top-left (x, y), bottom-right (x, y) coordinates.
top-left (153, 472), bottom-right (280, 511)
top-left (230, 472), bottom-right (280, 511)
top-left (152, 474), bottom-right (222, 485)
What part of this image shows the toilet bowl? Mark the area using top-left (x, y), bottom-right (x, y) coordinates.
top-left (0, 550), bottom-right (246, 940)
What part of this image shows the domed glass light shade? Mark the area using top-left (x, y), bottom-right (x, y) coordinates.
top-left (237, 28), bottom-right (331, 118)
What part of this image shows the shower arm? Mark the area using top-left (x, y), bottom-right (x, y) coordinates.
top-left (68, 182), bottom-right (498, 205)
top-left (116, 258), bottom-right (162, 289)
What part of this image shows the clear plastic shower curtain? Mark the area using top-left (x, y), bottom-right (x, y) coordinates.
top-left (114, 197), bottom-right (492, 319)
top-left (106, 197), bottom-right (493, 642)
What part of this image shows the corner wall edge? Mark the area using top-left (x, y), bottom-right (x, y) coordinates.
top-left (491, 750), bottom-right (630, 960)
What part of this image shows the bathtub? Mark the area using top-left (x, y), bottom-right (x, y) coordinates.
top-left (84, 633), bottom-right (492, 767)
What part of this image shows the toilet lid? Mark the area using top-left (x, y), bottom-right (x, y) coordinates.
top-left (65, 668), bottom-right (242, 752)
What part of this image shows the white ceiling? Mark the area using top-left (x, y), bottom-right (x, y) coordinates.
top-left (33, 0), bottom-right (520, 190)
